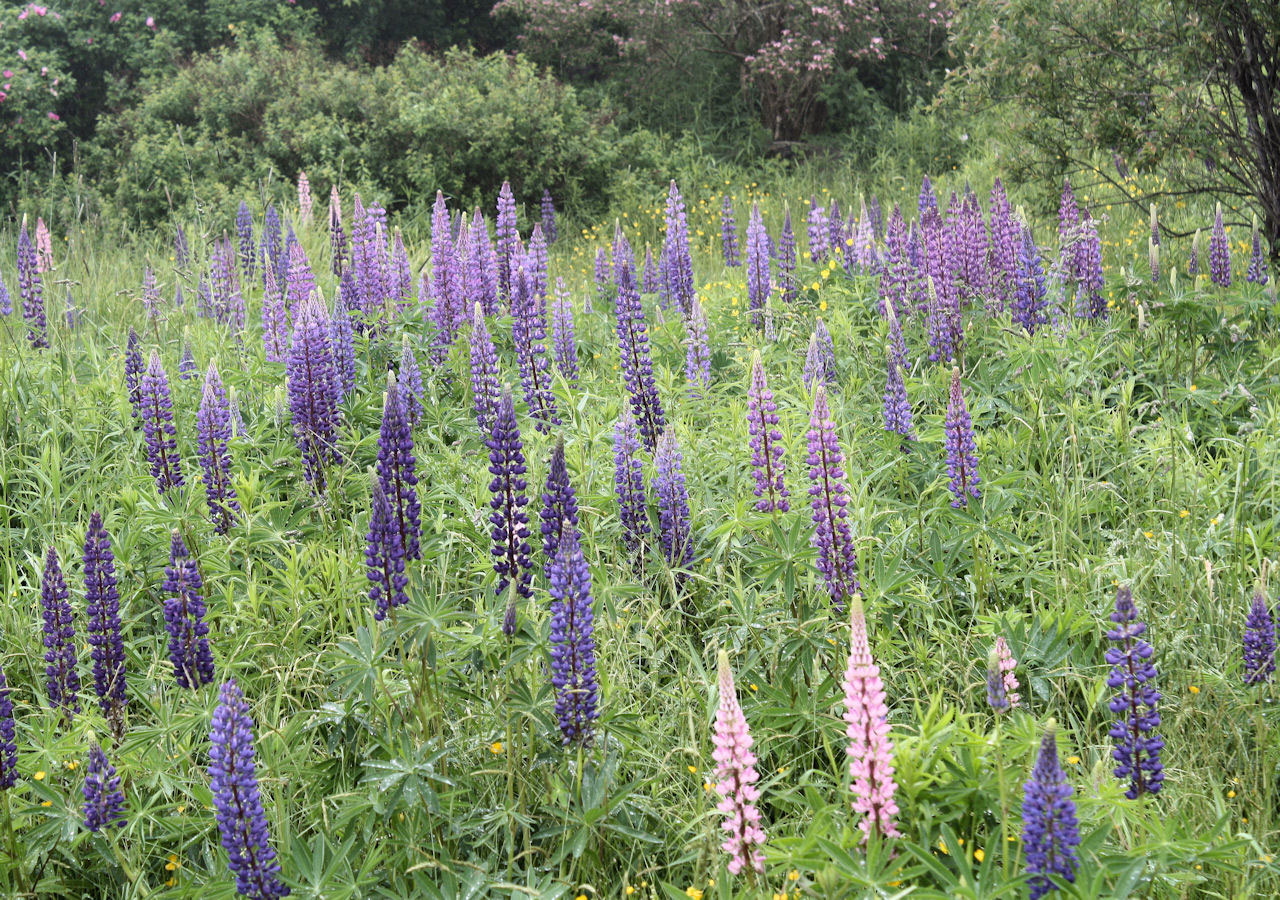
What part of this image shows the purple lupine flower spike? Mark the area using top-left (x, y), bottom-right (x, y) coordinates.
top-left (641, 245), bottom-right (658, 296)
top-left (125, 328), bottom-right (144, 425)
top-left (747, 352), bottom-right (788, 512)
top-left (398, 336), bottom-right (424, 428)
top-left (198, 362), bottom-right (240, 533)
top-left (178, 340), bottom-right (197, 380)
top-left (778, 206), bottom-right (797, 304)
top-left (511, 257), bottom-right (560, 431)
top-left (261, 261), bottom-right (288, 363)
top-left (83, 743), bottom-right (125, 832)
top-left (551, 279), bottom-right (579, 384)
top-left (378, 371), bottom-right (421, 562)
top-left (287, 296), bottom-right (339, 490)
top-left (367, 474), bottom-right (409, 622)
top-left (209, 679), bottom-right (290, 900)
top-left (1106, 586), bottom-right (1164, 798)
top-left (41, 546), bottom-right (80, 720)
top-left (594, 247), bottom-right (613, 309)
top-left (237, 202), bottom-right (256, 280)
top-left (540, 189), bottom-right (558, 243)
top-left (1057, 179), bottom-right (1079, 245)
top-left (1210, 203), bottom-right (1231, 287)
top-left (330, 292), bottom-right (356, 402)
top-left (662, 182), bottom-right (696, 316)
top-left (17, 221), bottom-right (48, 348)
top-left (1188, 229), bottom-right (1201, 277)
top-left (389, 229), bottom-right (412, 313)
top-left (142, 266), bottom-right (163, 320)
top-left (802, 318), bottom-right (837, 392)
top-left (84, 511), bottom-right (127, 739)
top-left (986, 645), bottom-right (1009, 713)
top-left (746, 204), bottom-right (771, 329)
top-left (286, 241), bottom-right (317, 314)
top-left (806, 385), bottom-right (859, 611)
top-left (613, 229), bottom-right (666, 450)
top-left (174, 224), bottom-right (190, 268)
top-left (496, 181), bottom-right (519, 305)
top-left (918, 175), bottom-right (938, 217)
top-left (0, 270), bottom-right (10, 316)
top-left (141, 351), bottom-right (185, 495)
top-left (161, 530), bottom-right (216, 689)
top-left (1022, 723), bottom-right (1081, 900)
top-left (882, 345), bottom-right (914, 450)
top-left (611, 408), bottom-right (649, 554)
top-left (944, 367), bottom-right (981, 508)
top-left (684, 299), bottom-right (712, 398)
top-left (654, 428), bottom-right (694, 572)
top-left (1243, 590), bottom-right (1276, 685)
top-left (1073, 212), bottom-right (1106, 320)
top-left (329, 186), bottom-right (346, 276)
top-left (469, 303), bottom-right (501, 432)
top-left (1013, 228), bottom-right (1049, 336)
top-left (488, 390), bottom-right (532, 637)
top-left (1246, 216), bottom-right (1269, 285)
top-left (540, 438), bottom-right (580, 579)
top-left (0, 664), bottom-right (15, 789)
top-left (807, 196), bottom-right (828, 263)
top-left (548, 523), bottom-right (598, 745)
top-left (721, 195), bottom-right (740, 267)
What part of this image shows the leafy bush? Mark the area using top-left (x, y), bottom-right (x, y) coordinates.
top-left (91, 35), bottom-right (659, 225)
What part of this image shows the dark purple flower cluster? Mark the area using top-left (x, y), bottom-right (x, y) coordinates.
top-left (778, 207), bottom-right (797, 304)
top-left (468, 304), bottom-right (501, 432)
top-left (987, 180), bottom-right (1020, 310)
top-left (1022, 726), bottom-right (1080, 900)
top-left (237, 202), bottom-right (256, 281)
top-left (0, 664), bottom-right (16, 789)
top-left (654, 428), bottom-right (694, 572)
top-left (541, 189), bottom-right (558, 243)
top-left (661, 182), bottom-right (695, 315)
top-left (613, 408), bottom-right (649, 553)
top-left (330, 188), bottom-right (347, 276)
top-left (721, 195), bottom-right (740, 267)
top-left (84, 512), bottom-right (127, 739)
top-left (944, 367), bottom-right (980, 508)
top-left (1012, 228), bottom-right (1049, 336)
top-left (550, 279), bottom-right (579, 384)
top-left (1105, 586), bottom-right (1164, 798)
top-left (746, 204), bottom-right (771, 330)
top-left (1209, 204), bottom-right (1231, 287)
top-left (511, 256), bottom-right (560, 432)
top-left (1188, 229), bottom-right (1201, 277)
top-left (548, 524), bottom-right (599, 746)
top-left (747, 353), bottom-right (788, 512)
top-left (641, 245), bottom-right (658, 297)
top-left (378, 372), bottom-right (421, 562)
top-left (17, 221), bottom-right (48, 349)
top-left (613, 230), bottom-right (666, 450)
top-left (330, 293), bottom-right (356, 402)
top-left (807, 197), bottom-right (829, 263)
top-left (540, 439), bottom-right (580, 579)
top-left (0, 270), bottom-right (10, 316)
top-left (210, 680), bottom-right (290, 900)
top-left (1243, 591), bottom-right (1276, 685)
top-left (367, 477), bottom-right (409, 622)
top-left (882, 346), bottom-right (914, 449)
top-left (495, 181), bottom-right (519, 305)
top-left (125, 327), bottom-right (144, 424)
top-left (141, 351), bottom-right (185, 495)
top-left (684, 300), bottom-right (712, 397)
top-left (83, 743), bottom-right (126, 832)
top-left (398, 336), bottom-right (424, 427)
top-left (287, 296), bottom-right (339, 489)
top-left (162, 531), bottom-right (216, 689)
top-left (1246, 221), bottom-right (1269, 285)
top-left (985, 646), bottom-right (1009, 713)
top-left (806, 385), bottom-right (858, 611)
top-left (41, 546), bottom-right (80, 719)
top-left (197, 363), bottom-right (240, 534)
top-left (488, 391), bottom-right (532, 636)
top-left (802, 319), bottom-right (837, 392)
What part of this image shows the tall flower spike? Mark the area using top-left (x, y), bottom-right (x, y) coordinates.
top-left (1188, 229), bottom-right (1201, 276)
top-left (287, 296), bottom-right (339, 490)
top-left (654, 428), bottom-right (694, 572)
top-left (986, 646), bottom-right (1009, 713)
top-left (83, 743), bottom-right (125, 832)
top-left (125, 327), bottom-right (144, 424)
top-left (261, 262), bottom-right (288, 363)
top-left (549, 525), bottom-right (598, 745)
top-left (141, 351), bottom-right (185, 495)
top-left (329, 186), bottom-right (346, 275)
top-left (713, 651), bottom-right (766, 875)
top-left (1246, 216), bottom-right (1268, 285)
top-left (1209, 203), bottom-right (1231, 287)
top-left (41, 546), bottom-right (80, 719)
top-left (17, 221), bottom-right (48, 348)
top-left (843, 596), bottom-right (901, 841)
top-left (550, 279), bottom-right (579, 384)
top-left (367, 475), bottom-right (409, 622)
top-left (330, 291), bottom-right (356, 402)
top-left (746, 204), bottom-right (771, 329)
top-left (613, 407), bottom-right (649, 553)
top-left (882, 345), bottom-right (915, 449)
top-left (398, 335), bottom-right (424, 428)
top-left (994, 636), bottom-right (1020, 706)
top-left (662, 182), bottom-right (696, 315)
top-left (161, 531), bottom-right (216, 689)
top-left (540, 189), bottom-right (558, 243)
top-left (806, 385), bottom-right (859, 611)
top-left (511, 258), bottom-right (560, 431)
top-left (540, 438), bottom-right (580, 579)
top-left (0, 664), bottom-right (15, 789)
top-left (641, 245), bottom-right (658, 296)
top-left (684, 298), bottom-right (712, 398)
top-left (1105, 586), bottom-right (1164, 798)
top-left (613, 229), bottom-right (666, 450)
top-left (1012, 228), bottom-right (1049, 336)
top-left (1022, 724), bottom-right (1080, 900)
top-left (209, 680), bottom-right (290, 900)
top-left (1243, 591), bottom-right (1276, 685)
top-left (468, 303), bottom-right (501, 432)
top-left (747, 352), bottom-right (788, 512)
top-left (198, 362), bottom-right (240, 533)
top-left (778, 206), bottom-right (797, 304)
top-left (237, 201), bottom-right (256, 280)
top-left (721, 195), bottom-right (740, 267)
top-left (945, 367), bottom-right (981, 508)
top-left (378, 371), bottom-right (421, 562)
top-left (297, 171), bottom-right (312, 225)
top-left (594, 247), bottom-right (613, 308)
top-left (807, 197), bottom-right (829, 263)
top-left (0, 270), bottom-right (10, 316)
top-left (84, 512), bottom-right (127, 739)
top-left (496, 181), bottom-right (519, 304)
top-left (488, 391), bottom-right (532, 636)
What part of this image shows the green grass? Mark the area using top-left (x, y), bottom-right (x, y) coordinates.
top-left (0, 164), bottom-right (1277, 900)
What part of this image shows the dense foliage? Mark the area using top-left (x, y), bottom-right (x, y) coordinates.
top-left (0, 162), bottom-right (1276, 897)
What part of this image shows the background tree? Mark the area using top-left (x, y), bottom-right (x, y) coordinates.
top-left (946, 0), bottom-right (1280, 260)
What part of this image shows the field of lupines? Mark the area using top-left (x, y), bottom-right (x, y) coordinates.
top-left (0, 168), bottom-right (1277, 899)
